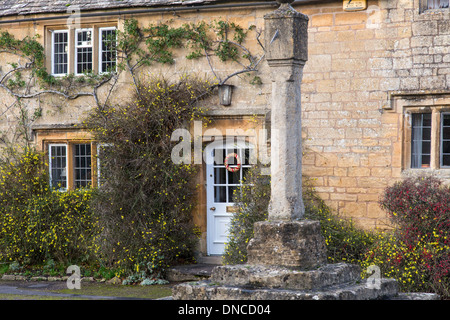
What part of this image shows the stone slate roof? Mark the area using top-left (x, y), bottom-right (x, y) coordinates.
top-left (0, 0), bottom-right (219, 17)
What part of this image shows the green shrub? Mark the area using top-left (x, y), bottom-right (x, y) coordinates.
top-left (0, 148), bottom-right (100, 266)
top-left (223, 164), bottom-right (269, 265)
top-left (223, 166), bottom-right (375, 266)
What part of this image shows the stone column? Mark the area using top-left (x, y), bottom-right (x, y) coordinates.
top-left (265, 0), bottom-right (308, 221)
top-left (246, 1), bottom-right (328, 268)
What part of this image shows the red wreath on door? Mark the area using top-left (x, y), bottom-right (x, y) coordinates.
top-left (224, 153), bottom-right (241, 173)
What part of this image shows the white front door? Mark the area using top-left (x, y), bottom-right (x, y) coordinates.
top-left (205, 140), bottom-right (253, 255)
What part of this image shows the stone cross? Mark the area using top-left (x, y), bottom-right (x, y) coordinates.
top-left (265, 0), bottom-right (308, 221)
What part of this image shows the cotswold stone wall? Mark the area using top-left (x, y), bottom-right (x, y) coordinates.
top-left (300, 0), bottom-right (450, 229)
top-left (0, 0), bottom-right (449, 232)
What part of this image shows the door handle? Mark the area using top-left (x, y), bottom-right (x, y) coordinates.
top-left (210, 207), bottom-right (216, 211)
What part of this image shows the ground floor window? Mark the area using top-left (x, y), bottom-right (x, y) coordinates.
top-left (441, 114), bottom-right (450, 167)
top-left (409, 111), bottom-right (450, 169)
top-left (48, 142), bottom-right (94, 190)
top-left (427, 0), bottom-right (449, 9)
top-left (49, 144), bottom-right (68, 190)
top-left (411, 113), bottom-right (432, 168)
top-left (74, 143), bottom-right (92, 188)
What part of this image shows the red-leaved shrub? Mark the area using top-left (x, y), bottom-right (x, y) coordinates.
top-left (377, 175), bottom-right (450, 297)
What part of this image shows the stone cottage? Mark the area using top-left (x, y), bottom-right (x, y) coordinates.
top-left (0, 0), bottom-right (449, 258)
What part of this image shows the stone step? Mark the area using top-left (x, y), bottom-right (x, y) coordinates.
top-left (172, 278), bottom-right (399, 300)
top-left (210, 263), bottom-right (362, 291)
top-left (166, 264), bottom-right (218, 282)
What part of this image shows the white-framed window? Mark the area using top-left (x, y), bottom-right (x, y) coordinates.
top-left (96, 143), bottom-right (112, 187)
top-left (99, 27), bottom-right (117, 74)
top-left (75, 28), bottom-right (93, 75)
top-left (49, 25), bottom-right (116, 76)
top-left (74, 143), bottom-right (92, 188)
top-left (441, 113), bottom-right (450, 168)
top-left (409, 111), bottom-right (450, 169)
top-left (49, 144), bottom-right (68, 190)
top-left (427, 0), bottom-right (449, 9)
top-left (411, 113), bottom-right (432, 169)
top-left (48, 143), bottom-right (93, 190)
top-left (51, 30), bottom-right (69, 76)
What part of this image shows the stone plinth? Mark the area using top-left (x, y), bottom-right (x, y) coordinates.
top-left (210, 263), bottom-right (361, 291)
top-left (173, 271), bottom-right (399, 300)
top-left (246, 220), bottom-right (327, 269)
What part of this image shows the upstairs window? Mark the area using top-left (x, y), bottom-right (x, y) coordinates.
top-left (49, 25), bottom-right (117, 76)
top-left (75, 29), bottom-right (93, 75)
top-left (99, 27), bottom-right (117, 73)
top-left (52, 30), bottom-right (68, 76)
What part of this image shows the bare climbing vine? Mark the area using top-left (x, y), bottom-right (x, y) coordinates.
top-left (0, 18), bottom-right (265, 146)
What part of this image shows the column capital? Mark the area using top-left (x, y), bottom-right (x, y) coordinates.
top-left (264, 4), bottom-right (309, 68)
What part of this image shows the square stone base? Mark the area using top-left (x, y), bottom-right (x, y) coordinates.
top-left (247, 220), bottom-right (328, 269)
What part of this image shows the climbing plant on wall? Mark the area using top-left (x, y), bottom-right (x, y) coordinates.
top-left (0, 18), bottom-right (264, 146)
top-left (0, 17), bottom-right (264, 277)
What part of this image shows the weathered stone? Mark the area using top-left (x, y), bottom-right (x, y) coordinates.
top-left (106, 276), bottom-right (122, 285)
top-left (1, 274), bottom-right (16, 281)
top-left (167, 264), bottom-right (216, 282)
top-left (47, 277), bottom-right (61, 281)
top-left (172, 278), bottom-right (399, 300)
top-left (211, 263), bottom-right (361, 291)
top-left (81, 277), bottom-right (95, 282)
top-left (264, 1), bottom-right (308, 221)
top-left (246, 220), bottom-right (327, 269)
top-left (390, 292), bottom-right (440, 300)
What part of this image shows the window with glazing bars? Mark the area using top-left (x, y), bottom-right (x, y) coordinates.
top-left (441, 114), bottom-right (450, 167)
top-left (49, 144), bottom-right (68, 190)
top-left (52, 31), bottom-right (68, 75)
top-left (100, 27), bottom-right (117, 73)
top-left (213, 147), bottom-right (252, 203)
top-left (411, 113), bottom-right (432, 168)
top-left (427, 0), bottom-right (449, 9)
top-left (75, 29), bottom-right (93, 74)
top-left (74, 144), bottom-right (92, 188)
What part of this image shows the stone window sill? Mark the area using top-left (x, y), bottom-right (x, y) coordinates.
top-left (402, 168), bottom-right (450, 179)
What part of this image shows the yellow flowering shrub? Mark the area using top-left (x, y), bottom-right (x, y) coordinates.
top-left (0, 148), bottom-right (100, 266)
top-left (84, 76), bottom-right (211, 278)
top-left (363, 176), bottom-right (450, 298)
top-left (303, 180), bottom-right (377, 266)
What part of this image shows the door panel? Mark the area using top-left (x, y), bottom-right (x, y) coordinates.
top-left (205, 141), bottom-right (253, 255)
